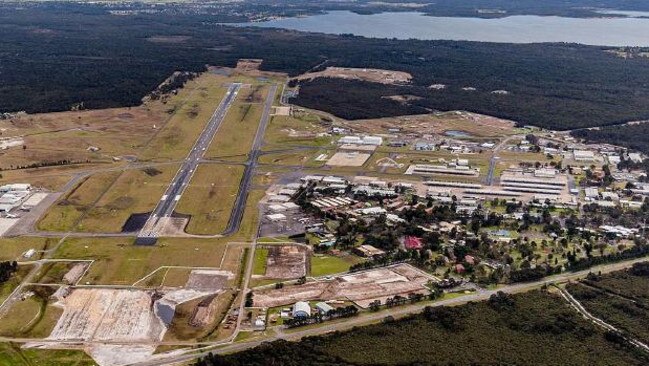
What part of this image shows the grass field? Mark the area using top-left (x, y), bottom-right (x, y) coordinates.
top-left (140, 74), bottom-right (229, 162)
top-left (0, 170), bottom-right (77, 192)
top-left (0, 343), bottom-right (94, 366)
top-left (0, 237), bottom-right (55, 261)
top-left (38, 171), bottom-right (121, 231)
top-left (310, 254), bottom-right (362, 277)
top-left (0, 298), bottom-right (62, 339)
top-left (262, 114), bottom-right (331, 149)
top-left (205, 100), bottom-right (264, 160)
top-left (253, 248), bottom-right (269, 276)
top-left (176, 163), bottom-right (244, 235)
top-left (0, 105), bottom-right (162, 171)
top-left (77, 164), bottom-right (179, 232)
top-left (52, 237), bottom-right (232, 285)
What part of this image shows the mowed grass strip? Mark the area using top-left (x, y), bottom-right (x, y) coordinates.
top-left (206, 102), bottom-right (263, 159)
top-left (176, 163), bottom-right (244, 235)
top-left (53, 237), bottom-right (230, 285)
top-left (253, 248), bottom-right (269, 276)
top-left (77, 165), bottom-right (179, 233)
top-left (38, 171), bottom-right (121, 232)
top-left (310, 255), bottom-right (363, 277)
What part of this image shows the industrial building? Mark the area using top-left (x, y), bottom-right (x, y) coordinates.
top-left (573, 150), bottom-right (595, 161)
top-left (338, 135), bottom-right (383, 146)
top-left (293, 301), bottom-right (311, 318)
top-left (405, 164), bottom-right (479, 177)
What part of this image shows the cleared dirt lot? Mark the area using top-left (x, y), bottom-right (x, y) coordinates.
top-left (42, 287), bottom-right (214, 366)
top-left (326, 151), bottom-right (371, 167)
top-left (253, 263), bottom-right (435, 308)
top-left (261, 244), bottom-right (309, 280)
top-left (295, 67), bottom-right (412, 85)
top-left (337, 111), bottom-right (516, 138)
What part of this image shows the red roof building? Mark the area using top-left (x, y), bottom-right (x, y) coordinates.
top-left (404, 236), bottom-right (423, 250)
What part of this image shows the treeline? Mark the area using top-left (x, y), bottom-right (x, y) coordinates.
top-left (0, 159), bottom-right (92, 171)
top-left (572, 123), bottom-right (649, 154)
top-left (196, 291), bottom-right (649, 366)
top-left (0, 261), bottom-right (18, 284)
top-left (3, 3), bottom-right (649, 131)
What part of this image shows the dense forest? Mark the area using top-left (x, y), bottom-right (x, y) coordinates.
top-left (572, 123), bottom-right (649, 154)
top-left (0, 261), bottom-right (18, 284)
top-left (3, 2), bottom-right (649, 134)
top-left (197, 291), bottom-right (649, 366)
top-left (567, 262), bottom-right (649, 345)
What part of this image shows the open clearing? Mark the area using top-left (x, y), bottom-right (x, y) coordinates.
top-left (337, 111), bottom-right (516, 138)
top-left (294, 67), bottom-right (412, 85)
top-left (32, 286), bottom-right (214, 366)
top-left (52, 237), bottom-right (234, 285)
top-left (205, 99), bottom-right (264, 160)
top-left (326, 151), bottom-right (371, 167)
top-left (140, 73), bottom-right (229, 162)
top-left (310, 254), bottom-right (363, 277)
top-left (76, 165), bottom-right (179, 232)
top-left (38, 171), bottom-right (121, 231)
top-left (176, 164), bottom-right (244, 235)
top-left (0, 106), bottom-right (162, 170)
top-left (0, 237), bottom-right (54, 261)
top-left (255, 244), bottom-right (309, 280)
top-left (253, 263), bottom-right (435, 308)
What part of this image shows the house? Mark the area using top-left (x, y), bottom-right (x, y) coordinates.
top-left (404, 236), bottom-right (423, 250)
top-left (353, 244), bottom-right (385, 258)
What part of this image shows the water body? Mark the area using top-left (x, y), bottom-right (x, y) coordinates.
top-left (238, 11), bottom-right (649, 46)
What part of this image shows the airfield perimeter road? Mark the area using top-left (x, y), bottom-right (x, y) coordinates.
top-left (222, 84), bottom-right (278, 236)
top-left (126, 255), bottom-right (649, 366)
top-left (139, 83), bottom-right (242, 239)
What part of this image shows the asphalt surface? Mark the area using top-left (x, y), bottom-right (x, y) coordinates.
top-left (138, 83), bottom-right (242, 240)
top-left (222, 84), bottom-right (277, 236)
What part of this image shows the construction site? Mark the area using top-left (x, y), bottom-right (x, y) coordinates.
top-left (252, 264), bottom-right (437, 309)
top-left (262, 244), bottom-right (310, 279)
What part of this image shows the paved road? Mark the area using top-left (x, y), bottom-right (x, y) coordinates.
top-left (222, 84), bottom-right (277, 236)
top-left (138, 83), bottom-right (242, 242)
top-left (485, 134), bottom-right (523, 185)
top-left (129, 255), bottom-right (649, 366)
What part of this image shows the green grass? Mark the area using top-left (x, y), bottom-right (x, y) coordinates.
top-left (0, 237), bottom-right (54, 261)
top-left (176, 164), bottom-right (245, 235)
top-left (310, 255), bottom-right (362, 277)
top-left (0, 265), bottom-right (33, 305)
top-left (0, 343), bottom-right (94, 366)
top-left (253, 248), bottom-right (269, 276)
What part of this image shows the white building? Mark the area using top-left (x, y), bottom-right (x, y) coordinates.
top-left (293, 301), bottom-right (311, 318)
top-left (573, 150), bottom-right (595, 161)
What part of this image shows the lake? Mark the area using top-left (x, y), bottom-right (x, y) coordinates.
top-left (238, 11), bottom-right (649, 46)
